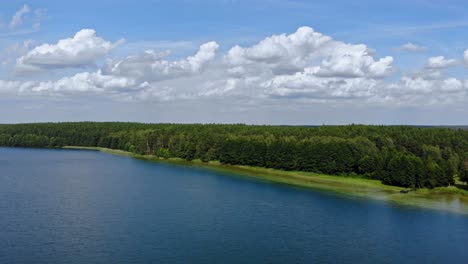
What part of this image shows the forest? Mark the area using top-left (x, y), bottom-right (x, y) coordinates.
top-left (0, 122), bottom-right (467, 189)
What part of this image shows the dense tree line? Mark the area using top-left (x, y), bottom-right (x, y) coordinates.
top-left (0, 122), bottom-right (467, 188)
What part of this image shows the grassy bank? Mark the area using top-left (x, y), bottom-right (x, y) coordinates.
top-left (63, 146), bottom-right (468, 215)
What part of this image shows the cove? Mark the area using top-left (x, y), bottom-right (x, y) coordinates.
top-left (1, 147), bottom-right (467, 263)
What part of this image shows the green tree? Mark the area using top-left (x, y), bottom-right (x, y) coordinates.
top-left (460, 166), bottom-right (468, 185)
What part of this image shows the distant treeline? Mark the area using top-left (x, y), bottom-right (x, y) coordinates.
top-left (0, 122), bottom-right (467, 188)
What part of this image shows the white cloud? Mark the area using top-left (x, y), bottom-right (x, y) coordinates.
top-left (2, 41), bottom-right (219, 99)
top-left (225, 27), bottom-right (331, 67)
top-left (0, 70), bottom-right (135, 95)
top-left (209, 26), bottom-right (394, 103)
top-left (9, 5), bottom-right (31, 29)
top-left (225, 27), bottom-right (393, 79)
top-left (103, 41), bottom-right (219, 82)
top-left (1, 26), bottom-right (467, 107)
top-left (380, 75), bottom-right (468, 105)
top-left (400, 42), bottom-right (427, 52)
top-left (426, 56), bottom-right (458, 69)
top-left (254, 68), bottom-right (467, 105)
top-left (16, 29), bottom-right (124, 72)
top-left (260, 70), bottom-right (380, 99)
top-left (32, 71), bottom-right (135, 93)
top-left (441, 78), bottom-right (464, 92)
top-left (0, 80), bottom-right (31, 93)
top-left (464, 49), bottom-right (468, 64)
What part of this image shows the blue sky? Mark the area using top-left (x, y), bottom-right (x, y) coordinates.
top-left (0, 0), bottom-right (467, 124)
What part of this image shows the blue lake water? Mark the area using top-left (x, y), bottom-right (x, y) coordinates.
top-left (0, 147), bottom-right (467, 263)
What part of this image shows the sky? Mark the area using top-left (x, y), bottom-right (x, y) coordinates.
top-left (0, 0), bottom-right (467, 125)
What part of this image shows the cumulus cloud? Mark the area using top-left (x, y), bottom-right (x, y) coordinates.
top-left (2, 41), bottom-right (219, 99)
top-left (260, 71), bottom-right (380, 99)
top-left (32, 71), bottom-right (135, 93)
top-left (16, 29), bottom-right (123, 72)
top-left (2, 26), bottom-right (467, 106)
top-left (0, 70), bottom-right (135, 96)
top-left (0, 80), bottom-right (31, 93)
top-left (225, 27), bottom-right (393, 78)
top-left (426, 56), bottom-right (458, 69)
top-left (380, 75), bottom-right (468, 105)
top-left (9, 5), bottom-right (31, 29)
top-left (103, 41), bottom-right (219, 81)
top-left (225, 27), bottom-right (331, 68)
top-left (211, 26), bottom-right (395, 102)
top-left (409, 55), bottom-right (462, 81)
top-left (400, 42), bottom-right (427, 52)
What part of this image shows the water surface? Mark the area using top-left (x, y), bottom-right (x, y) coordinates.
top-left (1, 148), bottom-right (467, 263)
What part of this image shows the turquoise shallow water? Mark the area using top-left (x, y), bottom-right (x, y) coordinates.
top-left (1, 147), bottom-right (467, 264)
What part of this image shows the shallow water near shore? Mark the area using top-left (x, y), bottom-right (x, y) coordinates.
top-left (1, 147), bottom-right (467, 263)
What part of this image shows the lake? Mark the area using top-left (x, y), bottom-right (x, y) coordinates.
top-left (1, 148), bottom-right (467, 263)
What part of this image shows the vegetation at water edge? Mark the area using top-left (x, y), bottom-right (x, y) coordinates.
top-left (0, 122), bottom-right (467, 190)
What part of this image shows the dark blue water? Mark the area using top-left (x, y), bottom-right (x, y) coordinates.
top-left (1, 148), bottom-right (467, 264)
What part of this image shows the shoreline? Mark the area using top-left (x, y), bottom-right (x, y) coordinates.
top-left (63, 146), bottom-right (468, 215)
